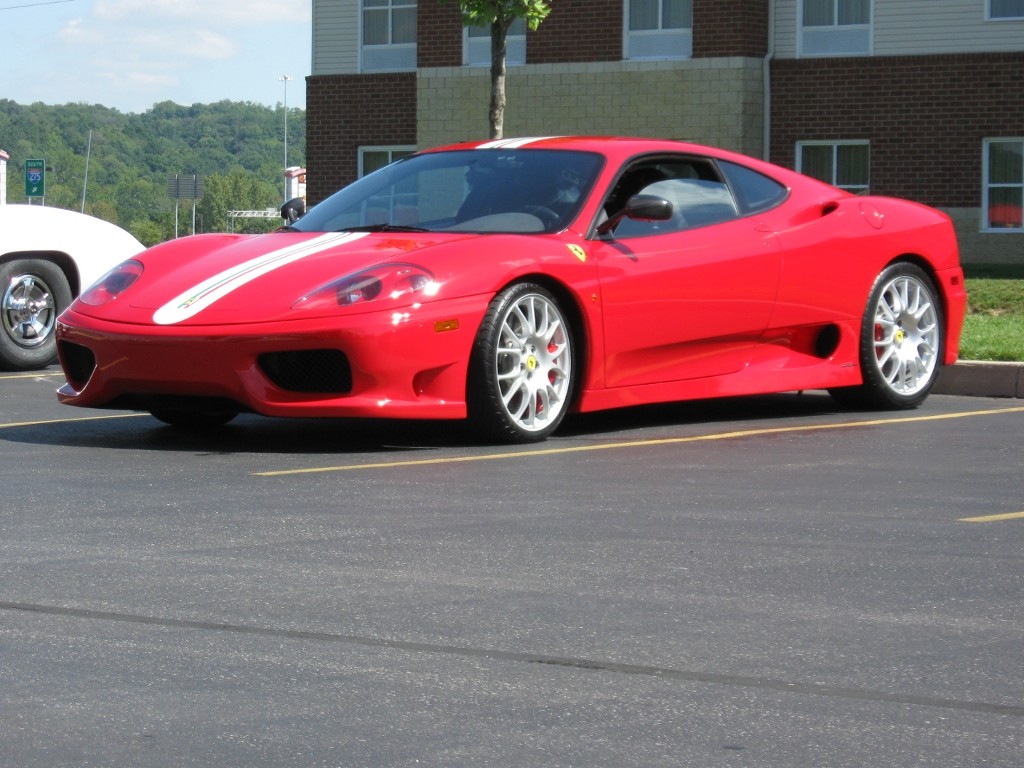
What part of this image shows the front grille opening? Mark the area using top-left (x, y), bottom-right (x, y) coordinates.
top-left (58, 341), bottom-right (96, 390)
top-left (258, 349), bottom-right (353, 394)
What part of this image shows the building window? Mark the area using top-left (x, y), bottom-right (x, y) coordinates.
top-left (362, 0), bottom-right (417, 72)
top-left (983, 139), bottom-right (1024, 231)
top-left (989, 0), bottom-right (1024, 19)
top-left (799, 0), bottom-right (871, 57)
top-left (357, 147), bottom-right (419, 226)
top-left (359, 146), bottom-right (416, 177)
top-left (466, 19), bottom-right (526, 67)
top-left (797, 141), bottom-right (870, 194)
top-left (625, 0), bottom-right (693, 60)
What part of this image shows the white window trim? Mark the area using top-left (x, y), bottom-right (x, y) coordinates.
top-left (797, 0), bottom-right (873, 58)
top-left (360, 0), bottom-right (417, 73)
top-left (796, 139), bottom-right (871, 193)
top-left (463, 23), bottom-right (527, 67)
top-left (358, 145), bottom-right (417, 177)
top-left (982, 138), bottom-right (1024, 233)
top-left (623, 1), bottom-right (694, 61)
top-left (986, 0), bottom-right (1024, 21)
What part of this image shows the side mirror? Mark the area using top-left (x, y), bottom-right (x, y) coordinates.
top-left (281, 197), bottom-right (306, 224)
top-left (597, 194), bottom-right (674, 235)
top-left (625, 194), bottom-right (673, 221)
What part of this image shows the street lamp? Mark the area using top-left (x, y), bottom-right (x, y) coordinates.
top-left (280, 74), bottom-right (293, 203)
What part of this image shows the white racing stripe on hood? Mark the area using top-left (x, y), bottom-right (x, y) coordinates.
top-left (153, 232), bottom-right (369, 325)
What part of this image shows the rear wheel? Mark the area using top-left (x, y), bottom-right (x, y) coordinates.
top-left (468, 283), bottom-right (575, 443)
top-left (0, 259), bottom-right (72, 370)
top-left (830, 262), bottom-right (942, 410)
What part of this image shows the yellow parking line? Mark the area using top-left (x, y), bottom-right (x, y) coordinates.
top-left (254, 405), bottom-right (1024, 477)
top-left (959, 511), bottom-right (1024, 524)
top-left (0, 413), bottom-right (146, 430)
top-left (0, 371), bottom-right (65, 381)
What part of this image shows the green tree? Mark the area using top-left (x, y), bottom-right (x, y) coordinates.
top-left (448, 0), bottom-right (552, 139)
top-left (197, 171), bottom-right (280, 234)
top-left (0, 98), bottom-right (305, 240)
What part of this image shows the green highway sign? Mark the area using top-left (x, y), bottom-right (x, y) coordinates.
top-left (25, 159), bottom-right (45, 197)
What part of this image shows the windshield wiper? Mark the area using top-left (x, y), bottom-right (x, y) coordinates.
top-left (340, 224), bottom-right (432, 233)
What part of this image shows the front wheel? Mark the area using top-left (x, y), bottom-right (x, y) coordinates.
top-left (468, 283), bottom-right (575, 443)
top-left (0, 259), bottom-right (73, 370)
top-left (150, 410), bottom-right (238, 429)
top-left (830, 263), bottom-right (943, 410)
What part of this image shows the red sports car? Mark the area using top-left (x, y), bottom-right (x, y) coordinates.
top-left (56, 137), bottom-right (966, 442)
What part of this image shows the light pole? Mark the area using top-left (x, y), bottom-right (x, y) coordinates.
top-left (280, 74), bottom-right (293, 203)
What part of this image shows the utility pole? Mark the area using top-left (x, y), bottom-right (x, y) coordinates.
top-left (280, 75), bottom-right (293, 203)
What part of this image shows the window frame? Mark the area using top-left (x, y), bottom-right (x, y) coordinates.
top-left (623, 0), bottom-right (693, 62)
top-left (982, 138), bottom-right (1024, 233)
top-left (795, 140), bottom-right (871, 194)
top-left (464, 19), bottom-right (526, 67)
top-left (797, 0), bottom-right (873, 58)
top-left (358, 145), bottom-right (417, 178)
top-left (360, 0), bottom-right (418, 73)
top-left (987, 0), bottom-right (1024, 20)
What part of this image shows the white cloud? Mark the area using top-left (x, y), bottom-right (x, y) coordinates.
top-left (5, 0), bottom-right (311, 111)
top-left (93, 0), bottom-right (311, 25)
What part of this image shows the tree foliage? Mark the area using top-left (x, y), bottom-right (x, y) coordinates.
top-left (0, 99), bottom-right (305, 245)
top-left (447, 0), bottom-right (552, 139)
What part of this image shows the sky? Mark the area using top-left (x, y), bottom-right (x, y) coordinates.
top-left (0, 0), bottom-right (311, 113)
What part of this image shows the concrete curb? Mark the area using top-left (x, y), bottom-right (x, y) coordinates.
top-left (933, 360), bottom-right (1024, 398)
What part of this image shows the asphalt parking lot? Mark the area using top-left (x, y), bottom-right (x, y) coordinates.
top-left (2, 367), bottom-right (1022, 767)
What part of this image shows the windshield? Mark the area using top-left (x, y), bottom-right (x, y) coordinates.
top-left (291, 149), bottom-right (603, 235)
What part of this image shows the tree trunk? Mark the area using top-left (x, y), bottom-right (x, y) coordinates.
top-left (489, 21), bottom-right (507, 140)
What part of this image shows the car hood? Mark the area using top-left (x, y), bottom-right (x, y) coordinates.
top-left (76, 230), bottom-right (475, 326)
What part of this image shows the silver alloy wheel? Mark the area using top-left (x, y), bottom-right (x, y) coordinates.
top-left (2, 272), bottom-right (57, 350)
top-left (493, 291), bottom-right (572, 434)
top-left (869, 273), bottom-right (940, 396)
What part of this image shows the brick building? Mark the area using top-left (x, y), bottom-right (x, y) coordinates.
top-left (306, 0), bottom-right (1024, 263)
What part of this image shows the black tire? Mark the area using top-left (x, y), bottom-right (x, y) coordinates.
top-left (0, 259), bottom-right (73, 371)
top-left (467, 283), bottom-right (575, 443)
top-left (830, 262), bottom-right (943, 410)
top-left (150, 410), bottom-right (238, 429)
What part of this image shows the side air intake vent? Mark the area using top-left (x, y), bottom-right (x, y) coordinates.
top-left (58, 341), bottom-right (96, 391)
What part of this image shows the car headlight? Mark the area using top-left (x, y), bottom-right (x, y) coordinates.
top-left (292, 263), bottom-right (438, 311)
top-left (79, 260), bottom-right (144, 305)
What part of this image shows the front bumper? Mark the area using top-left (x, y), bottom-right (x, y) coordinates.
top-left (56, 298), bottom-right (486, 420)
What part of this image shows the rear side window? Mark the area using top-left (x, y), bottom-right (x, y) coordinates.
top-left (718, 160), bottom-right (788, 214)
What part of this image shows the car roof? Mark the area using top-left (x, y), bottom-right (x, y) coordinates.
top-left (424, 136), bottom-right (812, 190)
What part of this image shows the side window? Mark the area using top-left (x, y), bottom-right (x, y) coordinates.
top-left (605, 157), bottom-right (738, 238)
top-left (718, 160), bottom-right (789, 214)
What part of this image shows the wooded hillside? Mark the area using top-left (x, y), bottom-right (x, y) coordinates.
top-left (1, 99), bottom-right (306, 245)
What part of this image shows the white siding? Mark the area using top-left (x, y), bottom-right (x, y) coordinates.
top-left (313, 0), bottom-right (360, 75)
top-left (875, 0), bottom-right (1024, 54)
top-left (773, 0), bottom-right (1024, 59)
top-left (772, 0), bottom-right (799, 58)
